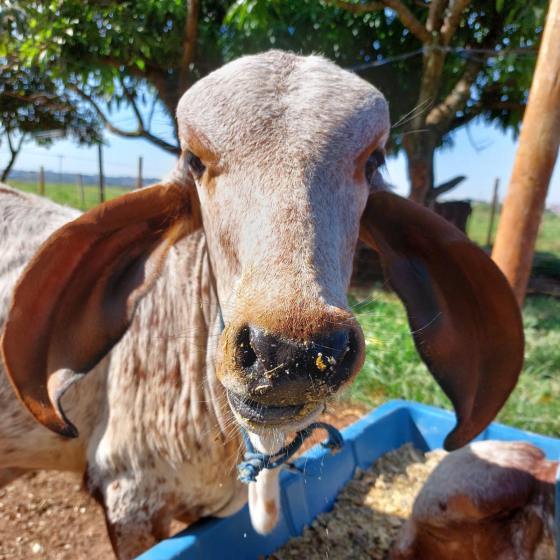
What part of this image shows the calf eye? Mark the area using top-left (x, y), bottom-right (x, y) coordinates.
top-left (185, 151), bottom-right (206, 178)
top-left (370, 149), bottom-right (385, 169)
top-left (365, 149), bottom-right (386, 185)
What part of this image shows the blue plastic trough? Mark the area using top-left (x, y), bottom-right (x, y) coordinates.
top-left (136, 400), bottom-right (560, 560)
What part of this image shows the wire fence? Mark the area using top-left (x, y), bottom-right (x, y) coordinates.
top-left (7, 169), bottom-right (142, 211)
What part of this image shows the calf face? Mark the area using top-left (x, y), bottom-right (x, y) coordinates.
top-left (2, 51), bottom-right (524, 451)
top-left (182, 53), bottom-right (386, 432)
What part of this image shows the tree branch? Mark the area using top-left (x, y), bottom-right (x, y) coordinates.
top-left (448, 98), bottom-right (526, 131)
top-left (323, 0), bottom-right (431, 43)
top-left (441, 0), bottom-right (471, 44)
top-left (123, 84), bottom-right (145, 129)
top-left (1, 129), bottom-right (25, 182)
top-left (382, 0), bottom-right (432, 43)
top-left (426, 0), bottom-right (448, 33)
top-left (432, 175), bottom-right (466, 196)
top-left (73, 87), bottom-right (180, 155)
top-left (425, 58), bottom-right (484, 130)
top-left (330, 0), bottom-right (385, 12)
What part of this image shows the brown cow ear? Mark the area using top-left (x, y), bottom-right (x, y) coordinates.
top-left (359, 191), bottom-right (524, 451)
top-left (1, 181), bottom-right (201, 438)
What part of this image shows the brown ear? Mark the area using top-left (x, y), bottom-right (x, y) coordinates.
top-left (1, 182), bottom-right (201, 438)
top-left (360, 191), bottom-right (524, 451)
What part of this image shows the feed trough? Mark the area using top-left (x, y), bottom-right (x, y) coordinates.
top-left (136, 400), bottom-right (560, 560)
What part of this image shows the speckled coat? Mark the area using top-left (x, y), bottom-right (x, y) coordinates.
top-left (0, 186), bottom-right (247, 557)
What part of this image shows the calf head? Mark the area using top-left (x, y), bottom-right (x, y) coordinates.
top-left (2, 51), bottom-right (523, 451)
top-left (390, 441), bottom-right (557, 560)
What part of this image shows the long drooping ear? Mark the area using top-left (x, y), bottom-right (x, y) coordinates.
top-left (1, 182), bottom-right (201, 438)
top-left (360, 191), bottom-right (524, 451)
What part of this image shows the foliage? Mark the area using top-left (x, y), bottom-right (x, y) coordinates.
top-left (0, 68), bottom-right (101, 147)
top-left (221, 0), bottom-right (546, 147)
top-left (1, 0), bottom-right (549, 198)
top-left (2, 0), bottom-right (230, 152)
top-left (0, 64), bottom-right (102, 180)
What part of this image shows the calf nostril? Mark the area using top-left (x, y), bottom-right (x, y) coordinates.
top-left (236, 326), bottom-right (258, 370)
top-left (240, 325), bottom-right (354, 375)
top-left (317, 330), bottom-right (350, 370)
top-left (233, 324), bottom-right (361, 403)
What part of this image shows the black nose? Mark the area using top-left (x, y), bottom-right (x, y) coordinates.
top-left (236, 325), bottom-right (360, 404)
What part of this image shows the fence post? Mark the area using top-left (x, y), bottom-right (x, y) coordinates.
top-left (98, 143), bottom-right (104, 204)
top-left (39, 167), bottom-right (44, 196)
top-left (77, 174), bottom-right (85, 207)
top-left (137, 156), bottom-right (143, 190)
top-left (486, 178), bottom-right (499, 246)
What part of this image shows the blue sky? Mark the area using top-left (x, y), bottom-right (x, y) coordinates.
top-left (2, 105), bottom-right (559, 205)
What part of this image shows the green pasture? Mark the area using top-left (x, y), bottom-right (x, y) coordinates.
top-left (8, 181), bottom-right (560, 438)
top-left (346, 290), bottom-right (560, 438)
top-left (468, 202), bottom-right (560, 259)
top-left (7, 180), bottom-right (128, 211)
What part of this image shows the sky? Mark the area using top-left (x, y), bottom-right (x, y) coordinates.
top-left (2, 104), bottom-right (559, 205)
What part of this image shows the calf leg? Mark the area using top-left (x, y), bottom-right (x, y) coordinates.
top-left (86, 472), bottom-right (172, 560)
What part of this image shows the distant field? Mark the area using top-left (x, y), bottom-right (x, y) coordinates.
top-left (469, 202), bottom-right (560, 259)
top-left (8, 182), bottom-right (560, 257)
top-left (7, 180), bottom-right (130, 211)
top-left (347, 289), bottom-right (560, 438)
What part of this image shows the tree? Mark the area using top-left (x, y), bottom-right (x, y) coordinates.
top-left (3, 0), bottom-right (547, 203)
top-left (222, 0), bottom-right (547, 204)
top-left (0, 66), bottom-right (102, 181)
top-left (3, 0), bottom-right (230, 155)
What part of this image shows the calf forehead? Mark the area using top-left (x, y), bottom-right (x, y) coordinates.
top-left (178, 51), bottom-right (389, 160)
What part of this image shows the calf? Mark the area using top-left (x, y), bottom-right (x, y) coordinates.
top-left (1, 51), bottom-right (524, 559)
top-left (390, 440), bottom-right (556, 560)
top-left (433, 200), bottom-right (473, 234)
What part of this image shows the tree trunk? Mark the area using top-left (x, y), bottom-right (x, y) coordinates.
top-left (403, 132), bottom-right (437, 205)
top-left (1, 152), bottom-right (17, 182)
top-left (491, 0), bottom-right (560, 304)
top-left (403, 38), bottom-right (445, 205)
top-left (1, 133), bottom-right (24, 182)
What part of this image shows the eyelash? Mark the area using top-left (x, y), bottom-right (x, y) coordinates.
top-left (185, 151), bottom-right (206, 178)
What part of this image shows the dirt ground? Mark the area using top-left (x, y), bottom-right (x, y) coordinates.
top-left (0, 402), bottom-right (368, 560)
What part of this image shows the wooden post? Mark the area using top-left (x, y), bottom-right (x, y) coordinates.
top-left (77, 174), bottom-right (84, 207)
top-left (39, 167), bottom-right (44, 196)
top-left (492, 0), bottom-right (560, 304)
top-left (137, 156), bottom-right (143, 190)
top-left (98, 143), bottom-right (105, 204)
top-left (486, 178), bottom-right (499, 247)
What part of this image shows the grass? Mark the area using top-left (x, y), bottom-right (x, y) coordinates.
top-left (7, 180), bottom-right (129, 211)
top-left (345, 289), bottom-right (560, 438)
top-left (469, 202), bottom-right (560, 259)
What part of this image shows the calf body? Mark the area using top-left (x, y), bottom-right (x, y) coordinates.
top-left (0, 186), bottom-right (246, 557)
top-left (390, 441), bottom-right (556, 560)
top-left (1, 51), bottom-right (524, 558)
